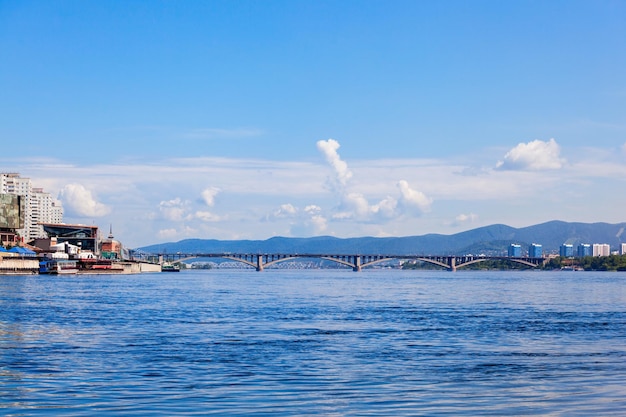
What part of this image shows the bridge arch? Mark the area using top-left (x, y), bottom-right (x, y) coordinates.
top-left (361, 257), bottom-right (394, 269)
top-left (455, 257), bottom-right (542, 270)
top-left (413, 257), bottom-right (453, 270)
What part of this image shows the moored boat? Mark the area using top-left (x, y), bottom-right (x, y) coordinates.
top-left (161, 263), bottom-right (180, 272)
top-left (39, 259), bottom-right (79, 275)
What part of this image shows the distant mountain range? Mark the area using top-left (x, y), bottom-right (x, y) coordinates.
top-left (138, 220), bottom-right (626, 256)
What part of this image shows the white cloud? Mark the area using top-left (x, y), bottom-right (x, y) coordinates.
top-left (59, 184), bottom-right (110, 217)
top-left (196, 186), bottom-right (224, 222)
top-left (456, 213), bottom-right (478, 223)
top-left (307, 214), bottom-right (328, 235)
top-left (272, 203), bottom-right (298, 219)
top-left (316, 139), bottom-right (353, 188)
top-left (452, 213), bottom-right (478, 227)
top-left (201, 187), bottom-right (220, 206)
top-left (397, 180), bottom-right (432, 213)
top-left (317, 139), bottom-right (432, 223)
top-left (265, 203), bottom-right (327, 236)
top-left (303, 205), bottom-right (322, 215)
top-left (343, 193), bottom-right (371, 218)
top-left (304, 205), bottom-right (327, 231)
top-left (496, 138), bottom-right (564, 170)
top-left (371, 196), bottom-right (398, 219)
top-left (157, 225), bottom-right (198, 241)
top-left (13, 139), bottom-right (626, 247)
top-left (157, 228), bottom-right (179, 240)
top-left (195, 211), bottom-right (222, 222)
top-left (296, 205), bottom-right (328, 235)
top-left (158, 198), bottom-right (192, 222)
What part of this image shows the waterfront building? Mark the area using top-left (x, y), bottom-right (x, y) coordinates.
top-left (0, 173), bottom-right (63, 242)
top-left (0, 194), bottom-right (24, 245)
top-left (41, 223), bottom-right (99, 253)
top-left (577, 243), bottom-right (592, 257)
top-left (508, 244), bottom-right (521, 257)
top-left (592, 243), bottom-right (611, 257)
top-left (621, 243), bottom-right (626, 255)
top-left (560, 244), bottom-right (574, 258)
top-left (101, 226), bottom-right (129, 260)
top-left (528, 243), bottom-right (542, 258)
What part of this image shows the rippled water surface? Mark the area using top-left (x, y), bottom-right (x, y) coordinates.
top-left (1, 270), bottom-right (625, 415)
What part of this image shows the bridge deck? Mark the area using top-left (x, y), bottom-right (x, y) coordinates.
top-left (156, 253), bottom-right (545, 271)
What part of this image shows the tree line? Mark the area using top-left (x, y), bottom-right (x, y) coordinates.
top-left (542, 255), bottom-right (626, 271)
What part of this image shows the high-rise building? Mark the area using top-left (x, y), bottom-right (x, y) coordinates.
top-left (529, 243), bottom-right (542, 258)
top-left (508, 243), bottom-right (521, 257)
top-left (620, 243), bottom-right (626, 256)
top-left (577, 244), bottom-right (592, 257)
top-left (560, 244), bottom-right (574, 258)
top-left (592, 244), bottom-right (611, 257)
top-left (0, 173), bottom-right (63, 241)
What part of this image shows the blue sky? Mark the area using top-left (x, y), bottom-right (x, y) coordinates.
top-left (1, 0), bottom-right (625, 248)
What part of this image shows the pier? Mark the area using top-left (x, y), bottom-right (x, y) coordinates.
top-left (158, 253), bottom-right (546, 272)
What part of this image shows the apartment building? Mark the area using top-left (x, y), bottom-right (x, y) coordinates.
top-left (0, 173), bottom-right (64, 241)
top-left (592, 243), bottom-right (611, 257)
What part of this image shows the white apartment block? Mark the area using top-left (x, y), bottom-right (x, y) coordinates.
top-left (621, 243), bottom-right (626, 256)
top-left (0, 173), bottom-right (64, 241)
top-left (592, 243), bottom-right (611, 257)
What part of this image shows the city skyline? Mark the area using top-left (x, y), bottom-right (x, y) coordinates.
top-left (1, 1), bottom-right (625, 248)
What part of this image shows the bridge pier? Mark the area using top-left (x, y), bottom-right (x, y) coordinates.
top-left (353, 256), bottom-right (362, 272)
top-left (449, 257), bottom-right (457, 272)
top-left (256, 255), bottom-right (264, 272)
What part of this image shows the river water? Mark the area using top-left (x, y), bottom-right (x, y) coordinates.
top-left (1, 269), bottom-right (625, 415)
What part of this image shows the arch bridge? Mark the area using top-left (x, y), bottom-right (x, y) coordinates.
top-left (158, 253), bottom-right (546, 272)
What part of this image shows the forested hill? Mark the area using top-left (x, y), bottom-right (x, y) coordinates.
top-left (138, 220), bottom-right (626, 256)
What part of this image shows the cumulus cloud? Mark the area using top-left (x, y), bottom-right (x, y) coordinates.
top-left (304, 205), bottom-right (321, 215)
top-left (341, 193), bottom-right (371, 219)
top-left (264, 203), bottom-right (327, 236)
top-left (290, 205), bottom-right (327, 235)
top-left (59, 183), bottom-right (110, 217)
top-left (201, 187), bottom-right (220, 206)
top-left (194, 188), bottom-right (224, 222)
top-left (451, 213), bottom-right (478, 227)
top-left (317, 139), bottom-right (432, 223)
top-left (272, 203), bottom-right (298, 219)
top-left (334, 193), bottom-right (398, 221)
top-left (334, 184), bottom-right (430, 222)
top-left (316, 139), bottom-right (353, 188)
top-left (496, 138), bottom-right (564, 170)
top-left (397, 180), bottom-right (432, 212)
top-left (370, 196), bottom-right (398, 219)
top-left (158, 198), bottom-right (192, 221)
top-left (303, 205), bottom-right (328, 234)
